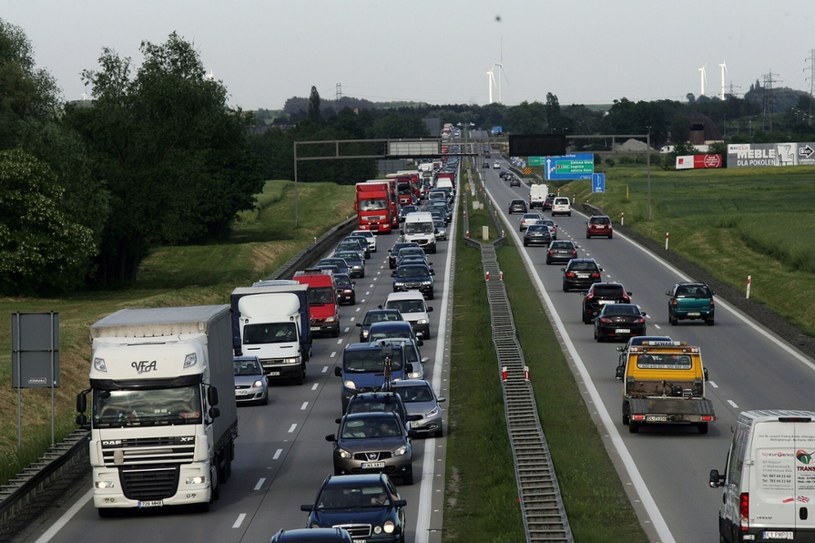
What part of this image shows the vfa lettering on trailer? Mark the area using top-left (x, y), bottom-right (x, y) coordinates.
top-left (132, 360), bottom-right (158, 374)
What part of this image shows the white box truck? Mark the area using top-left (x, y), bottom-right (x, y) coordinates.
top-left (709, 410), bottom-right (815, 541)
top-left (402, 211), bottom-right (437, 254)
top-left (76, 305), bottom-right (238, 516)
top-left (529, 183), bottom-right (548, 209)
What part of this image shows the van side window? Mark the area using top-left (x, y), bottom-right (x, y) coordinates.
top-left (727, 424), bottom-right (750, 485)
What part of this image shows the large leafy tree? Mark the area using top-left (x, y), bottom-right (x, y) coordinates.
top-left (0, 149), bottom-right (96, 294)
top-left (66, 33), bottom-right (263, 284)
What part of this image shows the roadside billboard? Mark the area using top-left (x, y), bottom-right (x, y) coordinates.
top-left (727, 142), bottom-right (815, 168)
top-left (676, 154), bottom-right (723, 170)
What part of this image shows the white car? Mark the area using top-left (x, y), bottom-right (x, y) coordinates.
top-left (384, 290), bottom-right (434, 339)
top-left (493, 161), bottom-right (501, 169)
top-left (351, 229), bottom-right (377, 252)
top-left (552, 197), bottom-right (572, 217)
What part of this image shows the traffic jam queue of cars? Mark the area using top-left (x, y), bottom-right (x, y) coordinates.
top-left (245, 158), bottom-right (455, 541)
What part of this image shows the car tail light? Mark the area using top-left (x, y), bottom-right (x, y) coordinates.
top-left (571, 250), bottom-right (577, 257)
top-left (599, 317), bottom-right (612, 324)
top-left (548, 250), bottom-right (555, 256)
top-left (710, 298), bottom-right (715, 308)
top-left (566, 272), bottom-right (576, 278)
top-left (622, 294), bottom-right (631, 302)
top-left (739, 493), bottom-right (749, 532)
top-left (591, 272), bottom-right (600, 278)
top-left (634, 317), bottom-right (645, 324)
top-left (585, 293), bottom-right (595, 301)
top-left (670, 299), bottom-right (678, 307)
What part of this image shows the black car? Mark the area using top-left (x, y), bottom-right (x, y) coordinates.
top-left (339, 237), bottom-right (370, 259)
top-left (356, 309), bottom-right (404, 342)
top-left (582, 282), bottom-right (632, 323)
top-left (270, 528), bottom-right (353, 543)
top-left (562, 258), bottom-right (603, 292)
top-left (508, 199), bottom-right (528, 214)
top-left (546, 240), bottom-right (578, 264)
top-left (594, 303), bottom-right (648, 342)
top-left (542, 193), bottom-right (556, 211)
top-left (392, 263), bottom-right (435, 299)
top-left (318, 257), bottom-right (350, 277)
top-left (522, 224), bottom-right (553, 247)
top-left (334, 273), bottom-right (356, 306)
top-left (301, 474), bottom-right (407, 543)
top-left (388, 241), bottom-right (421, 269)
top-left (509, 176), bottom-right (521, 187)
top-left (345, 390), bottom-right (415, 432)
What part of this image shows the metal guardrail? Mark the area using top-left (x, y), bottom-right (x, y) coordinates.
top-left (0, 216), bottom-right (358, 532)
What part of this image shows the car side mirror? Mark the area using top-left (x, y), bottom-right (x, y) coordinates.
top-left (391, 271), bottom-right (396, 277)
top-left (335, 417), bottom-right (342, 424)
top-left (421, 356), bottom-right (429, 364)
top-left (301, 504), bottom-right (314, 512)
top-left (356, 323), bottom-right (362, 327)
top-left (704, 367), bottom-right (709, 381)
top-left (426, 306), bottom-right (433, 312)
top-left (665, 290), bottom-right (672, 296)
top-left (430, 270), bottom-right (435, 275)
top-left (615, 365), bottom-right (625, 380)
top-left (709, 469), bottom-right (724, 488)
top-left (334, 367), bottom-right (342, 377)
top-left (325, 434), bottom-right (337, 442)
top-left (416, 338), bottom-right (424, 347)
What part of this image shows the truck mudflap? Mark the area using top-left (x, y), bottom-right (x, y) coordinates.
top-left (627, 398), bottom-right (715, 433)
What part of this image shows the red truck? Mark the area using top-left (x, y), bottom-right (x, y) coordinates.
top-left (388, 171), bottom-right (421, 206)
top-left (354, 181), bottom-right (393, 234)
top-left (366, 178), bottom-right (400, 231)
top-left (293, 269), bottom-right (340, 338)
top-left (436, 171), bottom-right (456, 189)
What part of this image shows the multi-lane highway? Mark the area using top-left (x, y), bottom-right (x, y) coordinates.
top-left (481, 160), bottom-right (815, 542)
top-left (21, 209), bottom-right (458, 543)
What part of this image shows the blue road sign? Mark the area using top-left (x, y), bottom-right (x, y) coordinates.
top-left (592, 172), bottom-right (605, 193)
top-left (544, 153), bottom-right (594, 181)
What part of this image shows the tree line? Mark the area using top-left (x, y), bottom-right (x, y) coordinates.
top-left (3, 19), bottom-right (814, 295)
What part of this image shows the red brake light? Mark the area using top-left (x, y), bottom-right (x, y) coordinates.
top-left (623, 294), bottom-right (631, 302)
top-left (585, 293), bottom-right (595, 301)
top-left (739, 493), bottom-right (749, 532)
top-left (710, 298), bottom-right (715, 308)
top-left (566, 272), bottom-right (576, 278)
top-left (591, 272), bottom-right (600, 278)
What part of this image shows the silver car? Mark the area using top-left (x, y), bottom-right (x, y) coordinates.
top-left (326, 411), bottom-right (416, 485)
top-left (391, 379), bottom-right (445, 437)
top-left (233, 356), bottom-right (268, 405)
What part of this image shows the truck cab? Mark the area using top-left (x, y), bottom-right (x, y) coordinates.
top-left (615, 340), bottom-right (714, 434)
top-left (294, 269), bottom-right (340, 337)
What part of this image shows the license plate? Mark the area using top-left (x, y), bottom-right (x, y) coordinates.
top-left (688, 312), bottom-right (701, 316)
top-left (576, 273), bottom-right (589, 278)
top-left (269, 371), bottom-right (281, 376)
top-left (764, 532), bottom-right (793, 540)
top-left (599, 300), bottom-right (613, 304)
top-left (138, 500), bottom-right (164, 508)
top-left (236, 390), bottom-right (249, 396)
top-left (647, 415), bottom-right (667, 422)
top-left (361, 462), bottom-right (385, 469)
top-left (616, 328), bottom-right (631, 334)
top-left (310, 326), bottom-right (320, 332)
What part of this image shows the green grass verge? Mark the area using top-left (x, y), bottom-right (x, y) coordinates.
top-left (443, 171), bottom-right (647, 541)
top-left (0, 180), bottom-right (354, 485)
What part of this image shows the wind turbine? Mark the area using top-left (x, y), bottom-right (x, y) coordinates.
top-left (486, 68), bottom-right (497, 103)
top-left (698, 65), bottom-right (708, 96)
top-left (719, 61), bottom-right (727, 100)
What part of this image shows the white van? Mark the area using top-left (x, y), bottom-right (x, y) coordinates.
top-left (529, 183), bottom-right (549, 209)
top-left (709, 410), bottom-right (815, 542)
top-left (402, 211), bottom-right (436, 254)
top-left (551, 196), bottom-right (571, 217)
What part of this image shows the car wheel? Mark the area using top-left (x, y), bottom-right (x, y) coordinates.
top-left (434, 427), bottom-right (443, 438)
top-left (332, 327), bottom-right (340, 338)
top-left (351, 296), bottom-right (356, 305)
top-left (629, 421), bottom-right (640, 434)
top-left (261, 394), bottom-right (269, 406)
top-left (697, 422), bottom-right (709, 434)
top-left (586, 233), bottom-right (591, 239)
top-left (582, 312), bottom-right (591, 324)
top-left (567, 212), bottom-right (571, 216)
top-left (523, 240), bottom-right (528, 246)
top-left (546, 258), bottom-right (552, 265)
top-left (706, 317), bottom-right (715, 326)
top-left (402, 467), bottom-right (414, 485)
top-left (669, 314), bottom-right (678, 325)
top-left (608, 233), bottom-right (613, 239)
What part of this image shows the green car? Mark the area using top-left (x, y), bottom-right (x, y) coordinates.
top-left (666, 282), bottom-right (715, 325)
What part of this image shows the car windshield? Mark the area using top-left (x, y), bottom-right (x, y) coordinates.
top-left (397, 266), bottom-right (428, 278)
top-left (395, 385), bottom-right (433, 403)
top-left (605, 305), bottom-right (640, 315)
top-left (676, 285), bottom-right (711, 297)
top-left (344, 349), bottom-right (404, 372)
top-left (316, 485), bottom-right (391, 509)
top-left (369, 329), bottom-right (413, 342)
top-left (364, 312), bottom-right (402, 325)
top-left (386, 300), bottom-right (425, 313)
top-left (233, 359), bottom-right (262, 376)
top-left (591, 217), bottom-right (610, 224)
top-left (336, 253), bottom-right (360, 262)
top-left (341, 417), bottom-right (401, 439)
top-left (593, 285), bottom-right (624, 296)
top-left (552, 242), bottom-right (572, 249)
top-left (569, 261), bottom-right (597, 272)
top-left (404, 222), bottom-right (433, 234)
top-left (93, 386), bottom-right (202, 428)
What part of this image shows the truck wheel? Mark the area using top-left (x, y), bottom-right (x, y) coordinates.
top-left (628, 421), bottom-right (640, 434)
top-left (622, 402), bottom-right (630, 425)
top-left (697, 422), bottom-right (709, 434)
top-left (97, 507), bottom-right (117, 518)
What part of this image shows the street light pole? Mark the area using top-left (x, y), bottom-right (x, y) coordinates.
top-left (646, 128), bottom-right (652, 222)
top-left (293, 141), bottom-right (299, 228)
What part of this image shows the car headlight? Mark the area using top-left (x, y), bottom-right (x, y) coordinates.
top-left (325, 316), bottom-right (336, 323)
top-left (422, 280), bottom-right (432, 285)
top-left (344, 380), bottom-right (357, 390)
top-left (337, 447), bottom-right (352, 459)
top-left (383, 520), bottom-right (396, 534)
top-left (394, 281), bottom-right (405, 288)
top-left (426, 407), bottom-right (440, 417)
top-left (285, 357), bottom-right (299, 365)
top-left (418, 319), bottom-right (429, 325)
top-left (409, 371), bottom-right (421, 379)
top-left (252, 379), bottom-right (264, 388)
top-left (393, 445), bottom-right (409, 456)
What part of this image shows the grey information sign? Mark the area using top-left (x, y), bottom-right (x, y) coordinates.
top-left (11, 312), bottom-right (60, 388)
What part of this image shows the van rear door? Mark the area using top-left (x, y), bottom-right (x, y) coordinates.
top-left (750, 419), bottom-right (815, 533)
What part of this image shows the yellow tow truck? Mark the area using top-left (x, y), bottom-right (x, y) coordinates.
top-left (614, 340), bottom-right (715, 434)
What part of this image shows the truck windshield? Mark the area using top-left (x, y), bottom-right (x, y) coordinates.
top-left (344, 350), bottom-right (404, 372)
top-left (93, 385), bottom-right (202, 428)
top-left (404, 222), bottom-right (433, 235)
top-left (359, 199), bottom-right (387, 211)
top-left (308, 286), bottom-right (335, 305)
top-left (244, 322), bottom-right (297, 344)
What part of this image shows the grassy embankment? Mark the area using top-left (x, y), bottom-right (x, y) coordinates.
top-left (0, 181), bottom-right (355, 484)
top-left (443, 168), bottom-right (647, 542)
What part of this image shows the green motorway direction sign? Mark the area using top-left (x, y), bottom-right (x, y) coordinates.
top-left (545, 153), bottom-right (595, 180)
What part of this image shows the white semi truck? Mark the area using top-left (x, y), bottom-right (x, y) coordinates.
top-left (76, 305), bottom-right (238, 516)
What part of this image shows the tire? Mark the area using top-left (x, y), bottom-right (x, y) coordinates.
top-left (669, 314), bottom-right (678, 325)
top-left (608, 233), bottom-right (613, 239)
top-left (402, 467), bottom-right (414, 485)
top-left (628, 421), bottom-right (640, 434)
top-left (523, 240), bottom-right (528, 246)
top-left (697, 422), bottom-right (709, 434)
top-left (706, 317), bottom-right (715, 326)
top-left (434, 426), bottom-right (444, 438)
top-left (586, 233), bottom-right (591, 239)
top-left (332, 326), bottom-right (340, 338)
top-left (97, 507), bottom-right (116, 518)
top-left (261, 394), bottom-right (269, 406)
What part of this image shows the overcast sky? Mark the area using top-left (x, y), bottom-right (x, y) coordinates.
top-left (5, 1), bottom-right (814, 110)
